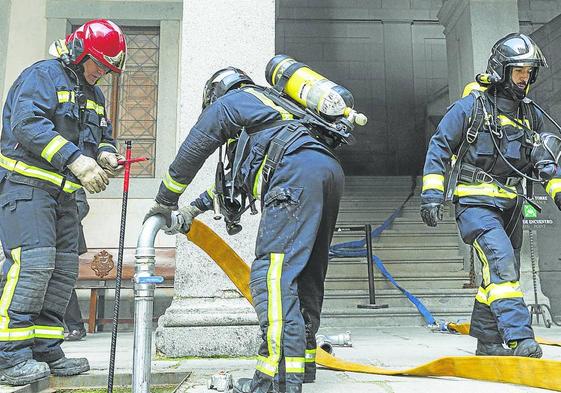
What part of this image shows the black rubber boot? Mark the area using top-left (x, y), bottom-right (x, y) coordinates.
top-left (511, 338), bottom-right (543, 358)
top-left (475, 340), bottom-right (514, 356)
top-left (48, 357), bottom-right (90, 376)
top-left (0, 359), bottom-right (50, 386)
top-left (233, 377), bottom-right (274, 393)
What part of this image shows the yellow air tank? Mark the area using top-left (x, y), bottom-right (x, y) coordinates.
top-left (265, 54), bottom-right (367, 126)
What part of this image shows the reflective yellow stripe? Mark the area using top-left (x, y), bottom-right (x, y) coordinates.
top-left (252, 155), bottom-right (267, 200)
top-left (207, 184), bottom-right (216, 199)
top-left (86, 100), bottom-right (104, 115)
top-left (98, 142), bottom-right (117, 152)
top-left (163, 171), bottom-right (187, 194)
top-left (57, 90), bottom-right (75, 103)
top-left (57, 90), bottom-right (105, 115)
top-left (0, 248), bottom-right (21, 330)
top-left (455, 183), bottom-right (517, 199)
top-left (546, 179), bottom-right (561, 199)
top-left (41, 135), bottom-right (68, 163)
top-left (256, 355), bottom-right (277, 377)
top-left (473, 240), bottom-right (490, 287)
top-left (245, 88), bottom-right (294, 120)
top-left (305, 348), bottom-right (316, 363)
top-left (0, 327), bottom-right (34, 341)
top-left (487, 282), bottom-right (524, 304)
top-left (34, 325), bottom-right (64, 339)
top-left (498, 115), bottom-right (529, 130)
top-left (0, 152), bottom-right (81, 193)
top-left (260, 252), bottom-right (284, 377)
top-left (475, 286), bottom-right (489, 306)
top-left (422, 174), bottom-right (445, 192)
top-left (285, 357), bottom-right (305, 373)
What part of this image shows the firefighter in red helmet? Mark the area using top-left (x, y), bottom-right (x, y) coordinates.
top-left (0, 19), bottom-right (126, 385)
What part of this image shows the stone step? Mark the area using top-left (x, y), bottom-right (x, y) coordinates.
top-left (332, 232), bottom-right (460, 247)
top-left (324, 272), bottom-right (470, 291)
top-left (319, 306), bottom-right (472, 327)
top-left (338, 205), bottom-right (446, 213)
top-left (331, 247), bottom-right (462, 260)
top-left (327, 258), bottom-right (465, 276)
top-left (338, 200), bottom-right (421, 208)
top-left (344, 176), bottom-right (416, 184)
top-left (336, 210), bottom-right (453, 221)
top-left (335, 219), bottom-right (458, 231)
top-left (322, 288), bottom-right (476, 310)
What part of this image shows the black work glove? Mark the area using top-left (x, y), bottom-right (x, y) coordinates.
top-left (420, 202), bottom-right (444, 227)
top-left (555, 194), bottom-right (561, 211)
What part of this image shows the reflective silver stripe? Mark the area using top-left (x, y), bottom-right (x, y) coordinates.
top-left (305, 349), bottom-right (316, 362)
top-left (422, 174), bottom-right (445, 192)
top-left (487, 282), bottom-right (524, 304)
top-left (0, 327), bottom-right (34, 341)
top-left (163, 171), bottom-right (187, 194)
top-left (256, 355), bottom-right (277, 377)
top-left (0, 152), bottom-right (81, 193)
top-left (35, 326), bottom-right (64, 339)
top-left (41, 135), bottom-right (68, 163)
top-left (285, 357), bottom-right (305, 373)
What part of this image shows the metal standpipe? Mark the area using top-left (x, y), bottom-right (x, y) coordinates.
top-left (132, 215), bottom-right (166, 393)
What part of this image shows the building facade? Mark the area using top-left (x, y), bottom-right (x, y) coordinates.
top-left (1, 0), bottom-right (561, 354)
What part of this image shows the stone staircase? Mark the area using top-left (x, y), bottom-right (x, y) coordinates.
top-left (321, 176), bottom-right (477, 327)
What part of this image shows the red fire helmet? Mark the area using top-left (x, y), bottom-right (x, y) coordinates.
top-left (66, 19), bottom-right (127, 74)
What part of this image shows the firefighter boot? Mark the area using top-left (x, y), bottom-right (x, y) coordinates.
top-left (48, 357), bottom-right (90, 376)
top-left (475, 340), bottom-right (514, 356)
top-left (511, 338), bottom-right (543, 358)
top-left (0, 359), bottom-right (50, 386)
top-left (233, 377), bottom-right (274, 393)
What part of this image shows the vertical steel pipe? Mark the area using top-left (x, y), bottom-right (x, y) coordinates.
top-left (132, 215), bottom-right (166, 393)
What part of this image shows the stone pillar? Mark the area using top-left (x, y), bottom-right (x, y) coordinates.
top-left (438, 0), bottom-right (519, 103)
top-left (155, 0), bottom-right (276, 357)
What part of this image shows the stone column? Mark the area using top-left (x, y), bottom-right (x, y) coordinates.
top-left (438, 0), bottom-right (519, 103)
top-left (155, 0), bottom-right (276, 357)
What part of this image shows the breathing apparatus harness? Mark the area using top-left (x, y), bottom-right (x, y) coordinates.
top-left (212, 84), bottom-right (356, 235)
top-left (446, 74), bottom-right (561, 212)
top-left (52, 39), bottom-right (88, 129)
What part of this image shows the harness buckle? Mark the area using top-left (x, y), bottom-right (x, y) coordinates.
top-left (466, 127), bottom-right (478, 144)
top-left (475, 170), bottom-right (494, 184)
top-left (262, 163), bottom-right (273, 183)
top-left (504, 177), bottom-right (520, 187)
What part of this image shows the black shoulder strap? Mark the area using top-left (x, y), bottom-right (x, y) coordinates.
top-left (444, 91), bottom-right (488, 202)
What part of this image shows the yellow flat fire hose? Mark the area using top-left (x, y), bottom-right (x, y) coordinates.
top-left (186, 220), bottom-right (561, 391)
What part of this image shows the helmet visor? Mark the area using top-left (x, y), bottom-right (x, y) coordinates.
top-left (88, 55), bottom-right (111, 74)
top-left (103, 50), bottom-right (126, 72)
top-left (502, 36), bottom-right (548, 68)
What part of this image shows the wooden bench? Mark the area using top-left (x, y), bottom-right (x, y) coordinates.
top-left (77, 248), bottom-right (175, 333)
